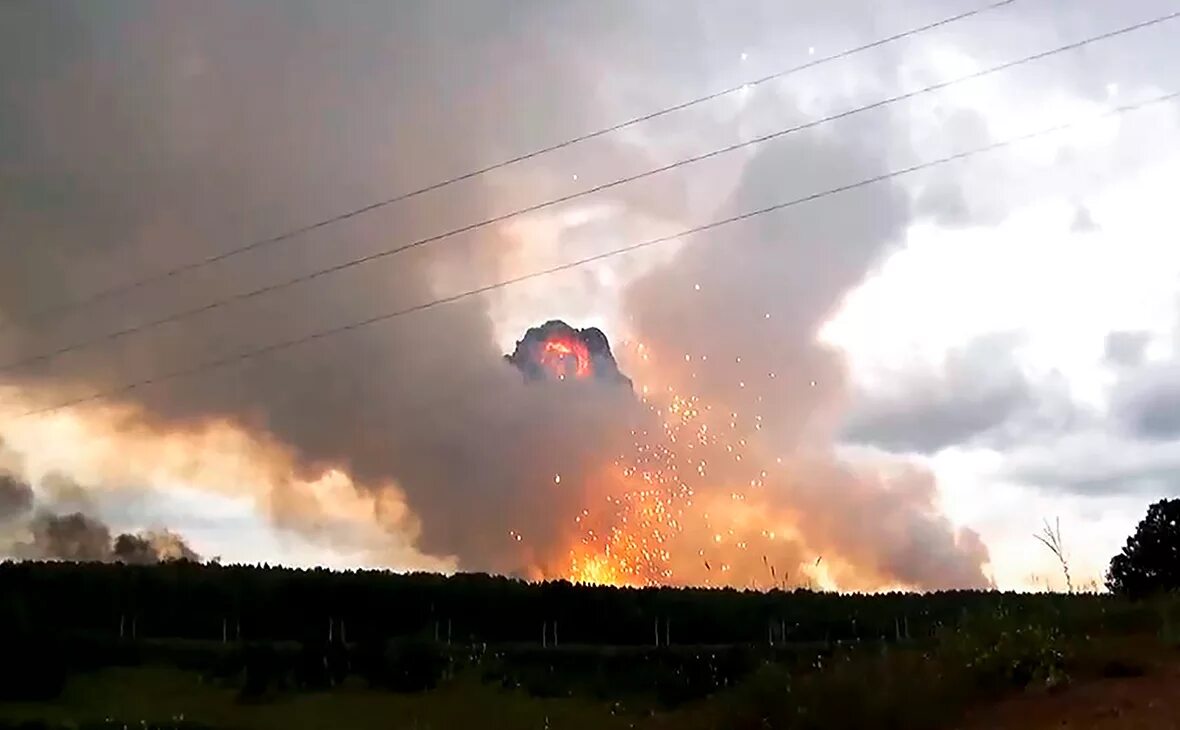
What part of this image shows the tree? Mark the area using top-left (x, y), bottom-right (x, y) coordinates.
top-left (1106, 498), bottom-right (1180, 597)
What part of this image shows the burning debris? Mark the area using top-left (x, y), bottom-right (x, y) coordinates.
top-left (505, 320), bottom-right (632, 388)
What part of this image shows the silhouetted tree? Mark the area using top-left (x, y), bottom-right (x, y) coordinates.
top-left (1107, 498), bottom-right (1180, 597)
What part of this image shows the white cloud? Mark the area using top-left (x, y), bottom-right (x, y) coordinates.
top-left (821, 83), bottom-right (1180, 587)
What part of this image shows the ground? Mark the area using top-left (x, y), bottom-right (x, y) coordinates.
top-left (960, 663), bottom-right (1180, 730)
top-left (3, 637), bottom-right (1179, 729)
top-left (0, 666), bottom-right (642, 730)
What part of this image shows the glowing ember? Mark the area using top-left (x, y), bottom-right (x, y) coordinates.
top-left (542, 335), bottom-right (851, 592)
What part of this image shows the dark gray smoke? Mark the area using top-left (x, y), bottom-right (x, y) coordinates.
top-left (0, 473), bottom-right (34, 523)
top-left (0, 455), bottom-right (200, 564)
top-left (17, 512), bottom-right (113, 562)
top-left (0, 2), bottom-right (997, 586)
top-left (11, 511), bottom-right (202, 565)
top-left (113, 530), bottom-right (201, 565)
top-left (0, 1), bottom-right (658, 575)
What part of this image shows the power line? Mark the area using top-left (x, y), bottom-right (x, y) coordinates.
top-left (14, 89), bottom-right (1177, 420)
top-left (5, 9), bottom-right (1176, 375)
top-left (1, 1), bottom-right (1018, 331)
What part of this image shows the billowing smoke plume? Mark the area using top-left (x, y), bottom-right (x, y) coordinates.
top-left (621, 110), bottom-right (991, 589)
top-left (113, 530), bottom-right (201, 565)
top-left (0, 473), bottom-right (34, 521)
top-left (12, 511), bottom-right (201, 565)
top-left (1, 442), bottom-right (200, 565)
top-left (19, 512), bottom-right (113, 562)
top-left (0, 3), bottom-right (991, 587)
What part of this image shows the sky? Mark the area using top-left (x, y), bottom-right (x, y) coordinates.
top-left (1, 0), bottom-right (1179, 591)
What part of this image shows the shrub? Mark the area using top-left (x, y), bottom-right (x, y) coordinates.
top-left (359, 638), bottom-right (448, 692)
top-left (237, 643), bottom-right (281, 702)
top-left (0, 633), bottom-right (68, 701)
top-left (945, 606), bottom-right (1067, 692)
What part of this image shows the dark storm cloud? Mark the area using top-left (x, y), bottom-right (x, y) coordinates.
top-left (1046, 464), bottom-right (1180, 497)
top-left (1001, 330), bottom-right (1180, 499)
top-left (1113, 367), bottom-right (1180, 440)
top-left (1001, 426), bottom-right (1180, 498)
top-left (842, 334), bottom-right (1034, 454)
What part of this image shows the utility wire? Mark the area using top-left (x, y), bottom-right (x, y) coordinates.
top-left (4, 8), bottom-right (1176, 375)
top-left (0, 1), bottom-right (1018, 331)
top-left (14, 89), bottom-right (1177, 420)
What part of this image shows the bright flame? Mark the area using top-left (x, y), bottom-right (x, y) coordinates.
top-left (540, 336), bottom-right (592, 380)
top-left (569, 551), bottom-right (626, 586)
top-left (549, 340), bottom-right (872, 592)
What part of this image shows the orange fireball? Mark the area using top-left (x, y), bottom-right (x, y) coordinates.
top-left (540, 336), bottom-right (592, 380)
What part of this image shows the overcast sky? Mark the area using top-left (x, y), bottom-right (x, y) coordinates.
top-left (2, 0), bottom-right (1178, 590)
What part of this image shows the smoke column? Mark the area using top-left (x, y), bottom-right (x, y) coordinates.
top-left (0, 2), bottom-right (990, 587)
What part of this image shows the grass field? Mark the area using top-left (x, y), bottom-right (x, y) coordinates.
top-left (2, 630), bottom-right (1176, 730)
top-left (0, 665), bottom-right (645, 730)
top-left (4, 586), bottom-right (1179, 730)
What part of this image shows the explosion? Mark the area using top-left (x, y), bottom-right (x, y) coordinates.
top-left (504, 320), bottom-right (989, 593)
top-left (542, 338), bottom-right (591, 380)
top-left (506, 322), bottom-right (812, 588)
top-left (506, 321), bottom-right (632, 387)
top-left (561, 352), bottom-right (795, 588)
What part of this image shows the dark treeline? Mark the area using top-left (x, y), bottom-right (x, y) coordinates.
top-left (0, 560), bottom-right (1129, 647)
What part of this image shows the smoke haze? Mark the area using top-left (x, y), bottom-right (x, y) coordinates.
top-left (1, 448), bottom-right (201, 564)
top-left (0, 1), bottom-right (1005, 588)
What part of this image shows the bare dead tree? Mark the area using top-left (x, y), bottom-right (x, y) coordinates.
top-left (1034, 517), bottom-right (1073, 593)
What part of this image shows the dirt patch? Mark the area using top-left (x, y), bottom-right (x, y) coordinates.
top-left (958, 663), bottom-right (1180, 729)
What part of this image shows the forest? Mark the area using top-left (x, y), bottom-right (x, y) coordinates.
top-left (0, 560), bottom-right (1099, 647)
